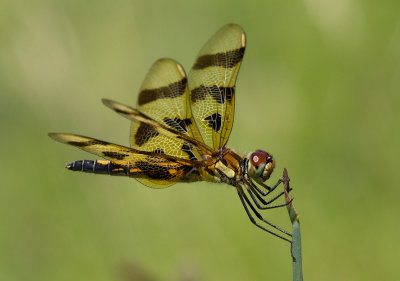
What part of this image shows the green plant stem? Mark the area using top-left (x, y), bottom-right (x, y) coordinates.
top-left (283, 168), bottom-right (303, 281)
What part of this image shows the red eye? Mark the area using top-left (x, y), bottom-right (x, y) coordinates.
top-left (250, 150), bottom-right (268, 166)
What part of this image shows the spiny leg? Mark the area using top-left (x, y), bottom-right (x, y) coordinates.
top-left (244, 181), bottom-right (291, 210)
top-left (236, 187), bottom-right (291, 243)
top-left (237, 185), bottom-right (292, 238)
top-left (246, 177), bottom-right (283, 196)
top-left (246, 179), bottom-right (290, 205)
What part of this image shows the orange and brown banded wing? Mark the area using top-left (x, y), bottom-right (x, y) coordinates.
top-left (136, 58), bottom-right (203, 143)
top-left (188, 23), bottom-right (246, 150)
top-left (48, 133), bottom-right (140, 161)
top-left (130, 154), bottom-right (198, 188)
top-left (48, 133), bottom-right (198, 188)
top-left (102, 99), bottom-right (213, 161)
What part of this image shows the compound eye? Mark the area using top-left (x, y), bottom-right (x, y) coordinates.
top-left (250, 150), bottom-right (267, 167)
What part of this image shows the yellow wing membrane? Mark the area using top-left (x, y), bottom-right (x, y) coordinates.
top-left (136, 58), bottom-right (203, 143)
top-left (102, 58), bottom-right (211, 161)
top-left (48, 133), bottom-right (199, 188)
top-left (102, 99), bottom-right (213, 161)
top-left (188, 23), bottom-right (246, 150)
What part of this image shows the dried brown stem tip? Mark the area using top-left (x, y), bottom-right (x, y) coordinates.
top-left (283, 168), bottom-right (300, 223)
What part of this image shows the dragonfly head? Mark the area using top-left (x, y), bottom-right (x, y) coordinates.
top-left (247, 149), bottom-right (275, 183)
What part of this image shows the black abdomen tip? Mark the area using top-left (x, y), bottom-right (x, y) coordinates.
top-left (65, 160), bottom-right (128, 175)
top-left (66, 160), bottom-right (95, 172)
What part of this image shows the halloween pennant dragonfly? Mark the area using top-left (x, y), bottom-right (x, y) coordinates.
top-left (49, 23), bottom-right (291, 242)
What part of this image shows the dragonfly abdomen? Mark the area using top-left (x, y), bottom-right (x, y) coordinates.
top-left (66, 160), bottom-right (129, 176)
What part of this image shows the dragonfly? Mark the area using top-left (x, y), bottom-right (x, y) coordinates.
top-left (49, 23), bottom-right (292, 242)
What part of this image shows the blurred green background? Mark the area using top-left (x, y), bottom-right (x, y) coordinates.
top-left (1, 0), bottom-right (400, 280)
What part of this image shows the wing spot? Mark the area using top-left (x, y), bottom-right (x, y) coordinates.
top-left (163, 117), bottom-right (192, 133)
top-left (204, 113), bottom-right (222, 132)
top-left (191, 86), bottom-right (234, 104)
top-left (67, 139), bottom-right (109, 147)
top-left (181, 143), bottom-right (198, 160)
top-left (152, 148), bottom-right (165, 155)
top-left (134, 123), bottom-right (160, 146)
top-left (138, 78), bottom-right (187, 106)
top-left (114, 108), bottom-right (131, 115)
top-left (192, 47), bottom-right (245, 69)
top-left (102, 151), bottom-right (129, 160)
top-left (134, 161), bottom-right (183, 180)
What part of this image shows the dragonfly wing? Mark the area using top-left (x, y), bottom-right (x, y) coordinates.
top-left (188, 23), bottom-right (246, 149)
top-left (102, 99), bottom-right (213, 161)
top-left (48, 133), bottom-right (198, 188)
top-left (136, 58), bottom-right (204, 143)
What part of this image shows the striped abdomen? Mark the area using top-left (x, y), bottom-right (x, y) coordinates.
top-left (66, 160), bottom-right (130, 176)
top-left (65, 159), bottom-right (199, 183)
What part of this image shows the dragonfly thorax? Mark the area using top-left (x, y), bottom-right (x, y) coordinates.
top-left (247, 150), bottom-right (275, 183)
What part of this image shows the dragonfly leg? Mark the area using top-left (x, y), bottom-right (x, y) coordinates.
top-left (246, 177), bottom-right (283, 196)
top-left (236, 185), bottom-right (292, 240)
top-left (244, 181), bottom-right (291, 210)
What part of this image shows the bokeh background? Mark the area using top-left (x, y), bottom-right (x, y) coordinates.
top-left (1, 0), bottom-right (400, 280)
